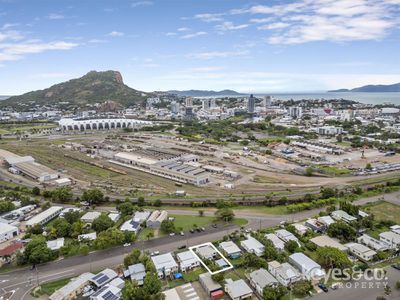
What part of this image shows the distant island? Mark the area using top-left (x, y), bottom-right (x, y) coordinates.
top-left (167, 89), bottom-right (245, 97)
top-left (329, 82), bottom-right (400, 93)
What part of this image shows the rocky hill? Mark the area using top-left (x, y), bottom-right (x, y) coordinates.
top-left (0, 71), bottom-right (150, 109)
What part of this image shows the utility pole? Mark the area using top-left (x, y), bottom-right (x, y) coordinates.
top-left (35, 265), bottom-right (39, 287)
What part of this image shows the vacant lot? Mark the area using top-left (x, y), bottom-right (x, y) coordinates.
top-left (363, 201), bottom-right (400, 224)
top-left (171, 214), bottom-right (216, 231)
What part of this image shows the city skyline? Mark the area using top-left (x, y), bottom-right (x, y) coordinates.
top-left (0, 0), bottom-right (400, 95)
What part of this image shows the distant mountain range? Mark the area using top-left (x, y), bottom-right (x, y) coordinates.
top-left (167, 89), bottom-right (245, 97)
top-left (0, 96), bottom-right (10, 100)
top-left (329, 82), bottom-right (400, 93)
top-left (0, 71), bottom-right (150, 109)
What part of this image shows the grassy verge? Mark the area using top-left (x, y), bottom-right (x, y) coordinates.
top-left (31, 277), bottom-right (71, 297)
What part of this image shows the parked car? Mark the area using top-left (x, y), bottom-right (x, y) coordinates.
top-left (391, 263), bottom-right (400, 270)
top-left (190, 229), bottom-right (195, 233)
top-left (318, 283), bottom-right (328, 293)
top-left (331, 283), bottom-right (339, 290)
top-left (178, 245), bottom-right (186, 250)
top-left (180, 231), bottom-right (185, 236)
top-left (151, 251), bottom-right (160, 256)
top-left (123, 243), bottom-right (131, 247)
top-left (169, 233), bottom-right (175, 236)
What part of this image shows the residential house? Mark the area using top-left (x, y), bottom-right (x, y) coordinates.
top-left (249, 268), bottom-right (278, 296)
top-left (265, 234), bottom-right (285, 251)
top-left (289, 253), bottom-right (326, 281)
top-left (225, 279), bottom-right (253, 300)
top-left (268, 260), bottom-right (301, 286)
top-left (219, 241), bottom-right (241, 259)
top-left (317, 216), bottom-right (335, 227)
top-left (196, 244), bottom-right (218, 260)
top-left (151, 253), bottom-right (178, 278)
top-left (379, 231), bottom-right (400, 249)
top-left (275, 229), bottom-right (300, 247)
top-left (176, 250), bottom-right (200, 272)
top-left (305, 218), bottom-right (327, 232)
top-left (357, 234), bottom-right (389, 251)
top-left (331, 210), bottom-right (357, 223)
top-left (147, 210), bottom-right (168, 228)
top-left (293, 223), bottom-right (309, 236)
top-left (120, 219), bottom-right (141, 233)
top-left (80, 212), bottom-right (101, 223)
top-left (346, 242), bottom-right (377, 261)
top-left (126, 263), bottom-right (146, 286)
top-left (240, 236), bottom-right (265, 257)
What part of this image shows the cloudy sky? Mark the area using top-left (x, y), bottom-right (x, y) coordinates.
top-left (0, 0), bottom-right (399, 94)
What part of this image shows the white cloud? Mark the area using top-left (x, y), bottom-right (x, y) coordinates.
top-left (107, 31), bottom-right (124, 37)
top-left (88, 39), bottom-right (108, 43)
top-left (0, 30), bottom-right (23, 42)
top-left (194, 13), bottom-right (224, 22)
top-left (177, 27), bottom-right (190, 32)
top-left (249, 18), bottom-right (273, 23)
top-left (230, 0), bottom-right (400, 44)
top-left (165, 32), bottom-right (177, 36)
top-left (215, 21), bottom-right (248, 31)
top-left (180, 31), bottom-right (207, 39)
top-left (0, 40), bottom-right (78, 62)
top-left (47, 13), bottom-right (65, 20)
top-left (131, 1), bottom-right (153, 8)
top-left (1, 23), bottom-right (19, 30)
top-left (258, 22), bottom-right (290, 30)
top-left (186, 50), bottom-right (249, 60)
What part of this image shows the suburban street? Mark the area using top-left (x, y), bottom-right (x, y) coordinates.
top-left (1, 191), bottom-right (400, 299)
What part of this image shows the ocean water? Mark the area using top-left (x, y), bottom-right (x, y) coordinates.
top-left (258, 92), bottom-right (400, 105)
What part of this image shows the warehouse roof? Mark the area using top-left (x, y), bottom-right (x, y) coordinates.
top-left (26, 206), bottom-right (63, 226)
top-left (13, 161), bottom-right (58, 179)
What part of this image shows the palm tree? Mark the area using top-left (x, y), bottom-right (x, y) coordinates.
top-left (146, 231), bottom-right (154, 240)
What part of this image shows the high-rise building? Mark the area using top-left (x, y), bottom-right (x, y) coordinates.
top-left (264, 96), bottom-right (272, 108)
top-left (202, 99), bottom-right (210, 110)
top-left (210, 98), bottom-right (216, 108)
top-left (247, 94), bottom-right (255, 113)
top-left (171, 101), bottom-right (180, 114)
top-left (185, 97), bottom-right (193, 107)
top-left (288, 106), bottom-right (303, 118)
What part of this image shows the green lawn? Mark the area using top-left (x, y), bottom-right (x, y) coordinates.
top-left (171, 214), bottom-right (247, 231)
top-left (362, 201), bottom-right (400, 224)
top-left (31, 277), bottom-right (71, 297)
top-left (137, 227), bottom-right (156, 241)
top-left (171, 214), bottom-right (216, 231)
top-left (165, 268), bottom-right (205, 288)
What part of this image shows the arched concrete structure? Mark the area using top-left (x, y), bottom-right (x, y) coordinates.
top-left (58, 118), bottom-right (153, 132)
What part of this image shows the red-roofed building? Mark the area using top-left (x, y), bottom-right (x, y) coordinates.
top-left (0, 242), bottom-right (24, 259)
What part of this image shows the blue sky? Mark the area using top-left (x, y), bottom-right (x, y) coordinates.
top-left (0, 0), bottom-right (399, 94)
